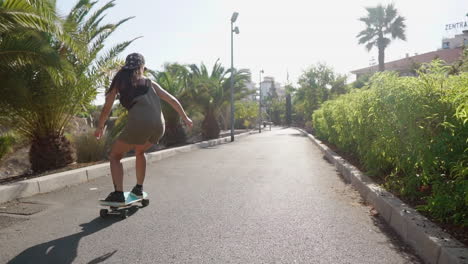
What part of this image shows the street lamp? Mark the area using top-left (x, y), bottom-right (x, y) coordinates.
top-left (258, 69), bottom-right (264, 133)
top-left (230, 12), bottom-right (239, 142)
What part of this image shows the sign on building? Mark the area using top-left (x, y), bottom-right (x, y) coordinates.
top-left (445, 21), bottom-right (468, 31)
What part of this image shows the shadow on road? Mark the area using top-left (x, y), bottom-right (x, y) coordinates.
top-left (87, 250), bottom-right (118, 264)
top-left (200, 146), bottom-right (219, 150)
top-left (7, 206), bottom-right (140, 264)
top-left (331, 173), bottom-right (422, 263)
top-left (370, 215), bottom-right (423, 263)
top-left (274, 132), bottom-right (306, 137)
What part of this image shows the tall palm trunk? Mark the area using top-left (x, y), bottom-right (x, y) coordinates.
top-left (378, 47), bottom-right (385, 72)
top-left (30, 133), bottom-right (75, 173)
top-left (161, 107), bottom-right (186, 147)
top-left (202, 109), bottom-right (220, 140)
top-left (221, 105), bottom-right (230, 130)
top-left (378, 37), bottom-right (385, 72)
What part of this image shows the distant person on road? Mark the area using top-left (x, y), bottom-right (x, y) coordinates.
top-left (95, 53), bottom-right (193, 205)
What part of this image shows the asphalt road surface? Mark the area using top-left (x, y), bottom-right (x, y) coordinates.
top-left (0, 128), bottom-right (421, 264)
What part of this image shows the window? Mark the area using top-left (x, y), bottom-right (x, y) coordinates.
top-left (465, 39), bottom-right (468, 46)
top-left (443, 42), bottom-right (450, 49)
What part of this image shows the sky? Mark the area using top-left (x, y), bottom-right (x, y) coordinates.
top-left (56, 0), bottom-right (468, 103)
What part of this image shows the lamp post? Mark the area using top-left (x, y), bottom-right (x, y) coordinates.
top-left (258, 69), bottom-right (264, 133)
top-left (230, 12), bottom-right (239, 142)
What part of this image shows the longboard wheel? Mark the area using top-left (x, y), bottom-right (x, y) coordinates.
top-left (141, 199), bottom-right (149, 207)
top-left (120, 210), bottom-right (128, 219)
top-left (100, 209), bottom-right (109, 218)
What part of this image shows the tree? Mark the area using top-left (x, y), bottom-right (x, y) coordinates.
top-left (285, 93), bottom-right (292, 126)
top-left (330, 74), bottom-right (348, 98)
top-left (235, 100), bottom-right (258, 128)
top-left (297, 63), bottom-right (334, 114)
top-left (268, 97), bottom-right (285, 125)
top-left (357, 4), bottom-right (406, 72)
top-left (269, 80), bottom-right (278, 99)
top-left (0, 0), bottom-right (136, 172)
top-left (150, 63), bottom-right (190, 146)
top-left (352, 73), bottom-right (372, 89)
top-left (292, 63), bottom-right (345, 127)
top-left (284, 84), bottom-right (294, 126)
top-left (263, 79), bottom-right (281, 124)
top-left (188, 60), bottom-right (251, 140)
top-left (449, 46), bottom-right (468, 74)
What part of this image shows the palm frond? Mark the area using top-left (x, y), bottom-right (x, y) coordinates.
top-left (66, 0), bottom-right (96, 26)
top-left (82, 0), bottom-right (115, 32)
top-left (388, 16), bottom-right (406, 40)
top-left (211, 58), bottom-right (225, 80)
top-left (88, 23), bottom-right (114, 44)
top-left (358, 17), bottom-right (370, 26)
top-left (357, 27), bottom-right (377, 44)
top-left (365, 41), bottom-right (375, 51)
top-left (89, 36), bottom-right (141, 81)
top-left (189, 64), bottom-right (202, 77)
top-left (384, 4), bottom-right (397, 26)
top-left (0, 0), bottom-right (57, 34)
top-left (89, 16), bottom-right (134, 46)
top-left (0, 32), bottom-right (61, 71)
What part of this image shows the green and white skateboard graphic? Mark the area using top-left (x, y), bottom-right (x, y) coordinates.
top-left (99, 192), bottom-right (149, 219)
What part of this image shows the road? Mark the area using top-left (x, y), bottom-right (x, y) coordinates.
top-left (0, 128), bottom-right (421, 263)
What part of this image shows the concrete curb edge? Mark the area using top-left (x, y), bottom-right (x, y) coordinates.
top-left (0, 130), bottom-right (257, 204)
top-left (295, 128), bottom-right (468, 264)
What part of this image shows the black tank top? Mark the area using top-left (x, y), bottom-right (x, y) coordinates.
top-left (119, 79), bottom-right (151, 110)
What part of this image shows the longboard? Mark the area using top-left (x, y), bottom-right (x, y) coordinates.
top-left (99, 191), bottom-right (149, 219)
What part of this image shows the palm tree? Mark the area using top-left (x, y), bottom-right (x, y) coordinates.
top-left (357, 4), bottom-right (406, 72)
top-left (0, 0), bottom-right (137, 172)
top-left (149, 63), bottom-right (190, 146)
top-left (57, 0), bottom-right (138, 133)
top-left (0, 0), bottom-right (82, 73)
top-left (188, 60), bottom-right (251, 140)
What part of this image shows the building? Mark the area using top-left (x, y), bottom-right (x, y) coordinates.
top-left (243, 81), bottom-right (258, 101)
top-left (351, 48), bottom-right (463, 79)
top-left (242, 76), bottom-right (286, 102)
top-left (351, 31), bottom-right (466, 79)
top-left (442, 32), bottom-right (468, 49)
top-left (260, 77), bottom-right (284, 99)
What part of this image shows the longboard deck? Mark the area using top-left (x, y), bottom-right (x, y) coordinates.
top-left (99, 191), bottom-right (148, 207)
top-left (99, 191), bottom-right (149, 219)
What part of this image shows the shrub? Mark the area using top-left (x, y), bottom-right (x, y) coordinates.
top-left (181, 111), bottom-right (203, 141)
top-left (312, 61), bottom-right (468, 225)
top-left (235, 100), bottom-right (259, 129)
top-left (72, 131), bottom-right (110, 163)
top-left (0, 133), bottom-right (17, 160)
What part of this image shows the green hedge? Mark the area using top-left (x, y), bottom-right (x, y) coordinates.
top-left (312, 61), bottom-right (468, 226)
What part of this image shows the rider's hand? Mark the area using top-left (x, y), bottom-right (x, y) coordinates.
top-left (94, 127), bottom-right (104, 139)
top-left (183, 117), bottom-right (193, 129)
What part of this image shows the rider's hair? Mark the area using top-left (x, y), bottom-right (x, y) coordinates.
top-left (106, 67), bottom-right (144, 95)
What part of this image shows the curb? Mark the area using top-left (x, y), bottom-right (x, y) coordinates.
top-left (295, 128), bottom-right (468, 264)
top-left (0, 130), bottom-right (256, 204)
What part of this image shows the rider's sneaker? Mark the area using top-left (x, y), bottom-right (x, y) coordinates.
top-left (130, 185), bottom-right (143, 199)
top-left (101, 191), bottom-right (125, 206)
